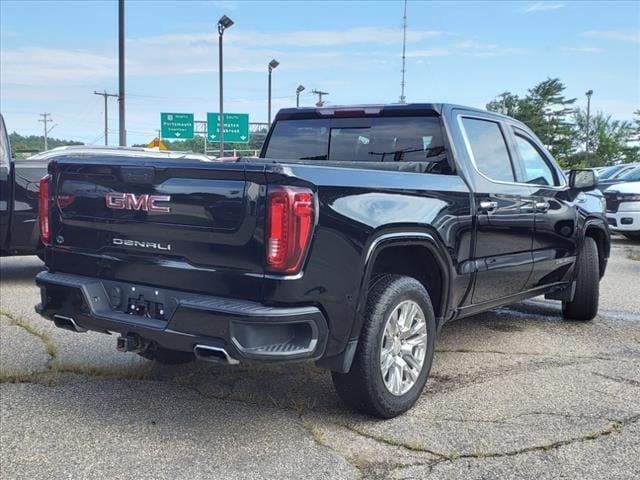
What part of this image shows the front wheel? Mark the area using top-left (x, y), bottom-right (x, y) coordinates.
top-left (562, 237), bottom-right (599, 321)
top-left (332, 274), bottom-right (436, 418)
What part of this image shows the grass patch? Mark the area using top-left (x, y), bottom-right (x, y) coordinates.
top-left (0, 309), bottom-right (58, 359)
top-left (302, 419), bottom-right (326, 444)
top-left (50, 361), bottom-right (153, 380)
top-left (625, 248), bottom-right (640, 261)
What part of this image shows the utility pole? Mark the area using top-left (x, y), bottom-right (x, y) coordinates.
top-left (312, 89), bottom-right (329, 107)
top-left (118, 0), bottom-right (126, 146)
top-left (399, 0), bottom-right (408, 104)
top-left (585, 89), bottom-right (593, 154)
top-left (93, 91), bottom-right (118, 146)
top-left (38, 113), bottom-right (53, 151)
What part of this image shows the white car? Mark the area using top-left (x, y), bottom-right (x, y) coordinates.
top-left (604, 181), bottom-right (640, 240)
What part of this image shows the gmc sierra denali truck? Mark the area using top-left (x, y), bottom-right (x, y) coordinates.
top-left (35, 104), bottom-right (609, 418)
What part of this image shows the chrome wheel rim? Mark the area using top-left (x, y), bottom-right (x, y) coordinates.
top-left (379, 300), bottom-right (427, 396)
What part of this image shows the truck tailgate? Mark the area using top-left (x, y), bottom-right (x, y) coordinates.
top-left (48, 157), bottom-right (266, 298)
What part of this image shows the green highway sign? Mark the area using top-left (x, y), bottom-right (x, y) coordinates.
top-left (207, 113), bottom-right (250, 143)
top-left (160, 113), bottom-right (194, 139)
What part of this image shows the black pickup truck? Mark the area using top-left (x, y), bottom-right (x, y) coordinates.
top-left (35, 104), bottom-right (609, 417)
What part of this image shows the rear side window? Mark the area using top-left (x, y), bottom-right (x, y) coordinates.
top-left (264, 116), bottom-right (446, 164)
top-left (461, 117), bottom-right (514, 182)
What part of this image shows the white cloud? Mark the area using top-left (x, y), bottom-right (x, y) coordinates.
top-left (452, 41), bottom-right (524, 57)
top-left (131, 27), bottom-right (443, 48)
top-left (405, 48), bottom-right (449, 58)
top-left (582, 29), bottom-right (640, 44)
top-left (560, 46), bottom-right (604, 54)
top-left (0, 48), bottom-right (118, 85)
top-left (521, 2), bottom-right (565, 13)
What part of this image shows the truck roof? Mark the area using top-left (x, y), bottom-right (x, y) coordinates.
top-left (275, 103), bottom-right (510, 121)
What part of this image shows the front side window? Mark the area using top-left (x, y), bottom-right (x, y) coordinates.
top-left (264, 116), bottom-right (446, 164)
top-left (513, 134), bottom-right (558, 186)
top-left (461, 117), bottom-right (514, 182)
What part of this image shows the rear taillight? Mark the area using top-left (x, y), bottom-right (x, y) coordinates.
top-left (266, 186), bottom-right (314, 274)
top-left (38, 175), bottom-right (51, 246)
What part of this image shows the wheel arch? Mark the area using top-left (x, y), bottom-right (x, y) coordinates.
top-left (583, 218), bottom-right (610, 278)
top-left (316, 228), bottom-right (454, 374)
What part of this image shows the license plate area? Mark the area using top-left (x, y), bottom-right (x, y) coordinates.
top-left (126, 294), bottom-right (165, 320)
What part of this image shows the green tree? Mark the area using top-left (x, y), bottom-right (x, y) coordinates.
top-left (9, 132), bottom-right (83, 158)
top-left (487, 78), bottom-right (577, 164)
top-left (569, 109), bottom-right (637, 167)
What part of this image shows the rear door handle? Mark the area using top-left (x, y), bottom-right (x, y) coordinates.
top-left (478, 200), bottom-right (498, 213)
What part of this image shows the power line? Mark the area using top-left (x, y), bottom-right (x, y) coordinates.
top-left (93, 91), bottom-right (118, 146)
top-left (399, 0), bottom-right (408, 104)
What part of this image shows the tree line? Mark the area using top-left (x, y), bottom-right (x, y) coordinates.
top-left (486, 78), bottom-right (639, 168)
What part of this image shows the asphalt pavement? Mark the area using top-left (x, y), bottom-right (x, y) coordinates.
top-left (1, 236), bottom-right (638, 479)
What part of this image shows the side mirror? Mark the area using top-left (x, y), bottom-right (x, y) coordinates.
top-left (568, 169), bottom-right (598, 191)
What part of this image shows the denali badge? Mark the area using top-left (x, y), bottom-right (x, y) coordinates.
top-left (105, 192), bottom-right (171, 213)
top-left (113, 238), bottom-right (171, 251)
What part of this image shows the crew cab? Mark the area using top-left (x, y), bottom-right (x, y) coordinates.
top-left (35, 104), bottom-right (609, 417)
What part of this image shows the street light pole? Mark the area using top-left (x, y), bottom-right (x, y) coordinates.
top-left (268, 59), bottom-right (279, 126)
top-left (296, 85), bottom-right (305, 108)
top-left (217, 15), bottom-right (234, 158)
top-left (585, 90), bottom-right (593, 155)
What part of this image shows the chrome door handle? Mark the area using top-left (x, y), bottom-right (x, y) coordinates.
top-left (535, 201), bottom-right (550, 212)
top-left (479, 200), bottom-right (498, 213)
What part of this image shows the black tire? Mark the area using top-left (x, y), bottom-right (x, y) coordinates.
top-left (331, 274), bottom-right (436, 418)
top-left (562, 237), bottom-right (599, 321)
top-left (623, 232), bottom-right (640, 242)
top-left (138, 346), bottom-right (195, 365)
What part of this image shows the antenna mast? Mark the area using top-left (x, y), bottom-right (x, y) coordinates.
top-left (399, 0), bottom-right (408, 104)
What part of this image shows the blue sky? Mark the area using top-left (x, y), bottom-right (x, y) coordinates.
top-left (1, 0), bottom-right (638, 146)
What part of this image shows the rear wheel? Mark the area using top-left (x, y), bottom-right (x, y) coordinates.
top-left (138, 346), bottom-right (195, 365)
top-left (332, 274), bottom-right (436, 418)
top-left (623, 232), bottom-right (640, 241)
top-left (562, 237), bottom-right (599, 321)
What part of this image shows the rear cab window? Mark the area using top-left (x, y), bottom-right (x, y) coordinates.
top-left (263, 115), bottom-right (451, 173)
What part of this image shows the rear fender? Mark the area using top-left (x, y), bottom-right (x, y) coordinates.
top-left (317, 228), bottom-right (453, 373)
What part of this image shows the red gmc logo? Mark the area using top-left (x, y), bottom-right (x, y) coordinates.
top-left (105, 192), bottom-right (171, 213)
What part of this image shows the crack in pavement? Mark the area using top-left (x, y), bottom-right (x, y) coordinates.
top-left (591, 371), bottom-right (640, 388)
top-left (435, 347), bottom-right (638, 362)
top-left (334, 414), bottom-right (640, 464)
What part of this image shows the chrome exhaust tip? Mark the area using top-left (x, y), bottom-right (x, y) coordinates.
top-left (53, 314), bottom-right (87, 333)
top-left (193, 344), bottom-right (239, 365)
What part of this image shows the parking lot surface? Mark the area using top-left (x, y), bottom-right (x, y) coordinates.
top-left (1, 236), bottom-right (639, 479)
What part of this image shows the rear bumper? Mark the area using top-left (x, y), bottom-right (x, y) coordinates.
top-left (35, 271), bottom-right (328, 362)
